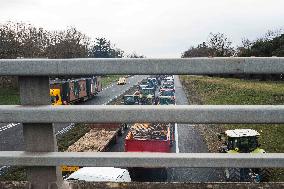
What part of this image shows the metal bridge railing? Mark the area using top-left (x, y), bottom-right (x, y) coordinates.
top-left (0, 57), bottom-right (284, 189)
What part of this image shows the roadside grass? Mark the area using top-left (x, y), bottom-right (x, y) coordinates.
top-left (57, 124), bottom-right (91, 152)
top-left (0, 88), bottom-right (20, 105)
top-left (180, 76), bottom-right (284, 181)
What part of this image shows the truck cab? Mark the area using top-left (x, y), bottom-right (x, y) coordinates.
top-left (50, 89), bottom-right (62, 105)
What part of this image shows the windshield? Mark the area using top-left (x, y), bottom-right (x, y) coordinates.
top-left (228, 136), bottom-right (259, 152)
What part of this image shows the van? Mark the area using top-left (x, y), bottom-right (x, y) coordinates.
top-left (117, 77), bottom-right (127, 85)
top-left (66, 167), bottom-right (131, 182)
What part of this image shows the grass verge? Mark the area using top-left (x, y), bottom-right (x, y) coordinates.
top-left (0, 88), bottom-right (20, 105)
top-left (180, 75), bottom-right (284, 181)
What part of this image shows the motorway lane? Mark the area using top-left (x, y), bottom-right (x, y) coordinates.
top-left (167, 76), bottom-right (224, 182)
top-left (0, 75), bottom-right (147, 151)
top-left (107, 75), bottom-right (224, 182)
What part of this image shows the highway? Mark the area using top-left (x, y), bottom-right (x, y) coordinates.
top-left (0, 75), bottom-right (147, 151)
top-left (0, 75), bottom-right (224, 181)
top-left (109, 76), bottom-right (224, 182)
top-left (167, 76), bottom-right (224, 182)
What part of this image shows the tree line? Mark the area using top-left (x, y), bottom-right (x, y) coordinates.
top-left (182, 31), bottom-right (284, 58)
top-left (181, 31), bottom-right (284, 80)
top-left (0, 21), bottom-right (144, 59)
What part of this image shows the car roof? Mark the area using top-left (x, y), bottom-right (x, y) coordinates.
top-left (66, 167), bottom-right (129, 182)
top-left (225, 129), bottom-right (260, 137)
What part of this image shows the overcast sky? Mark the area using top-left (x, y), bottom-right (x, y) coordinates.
top-left (1, 0), bottom-right (284, 57)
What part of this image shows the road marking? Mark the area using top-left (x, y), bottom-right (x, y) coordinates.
top-left (0, 123), bottom-right (20, 133)
top-left (55, 123), bottom-right (75, 136)
top-left (175, 123), bottom-right (179, 153)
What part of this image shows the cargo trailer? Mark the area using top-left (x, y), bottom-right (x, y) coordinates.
top-left (125, 123), bottom-right (172, 181)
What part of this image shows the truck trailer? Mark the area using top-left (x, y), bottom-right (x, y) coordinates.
top-left (125, 123), bottom-right (172, 181)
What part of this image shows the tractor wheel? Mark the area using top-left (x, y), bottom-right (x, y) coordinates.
top-left (258, 168), bottom-right (271, 182)
top-left (225, 168), bottom-right (241, 182)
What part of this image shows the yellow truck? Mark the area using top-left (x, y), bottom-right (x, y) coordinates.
top-left (50, 89), bottom-right (62, 105)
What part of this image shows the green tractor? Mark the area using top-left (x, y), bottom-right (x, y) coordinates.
top-left (123, 95), bottom-right (140, 105)
top-left (218, 129), bottom-right (270, 182)
top-left (158, 96), bottom-right (175, 105)
top-left (139, 87), bottom-right (155, 105)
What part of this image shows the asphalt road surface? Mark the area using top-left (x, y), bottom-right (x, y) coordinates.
top-left (108, 76), bottom-right (224, 182)
top-left (167, 76), bottom-right (224, 182)
top-left (0, 75), bottom-right (147, 151)
top-left (1, 75), bottom-right (224, 181)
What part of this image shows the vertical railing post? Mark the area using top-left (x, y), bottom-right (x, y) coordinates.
top-left (19, 76), bottom-right (62, 189)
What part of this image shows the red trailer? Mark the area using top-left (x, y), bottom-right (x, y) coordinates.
top-left (125, 123), bottom-right (171, 152)
top-left (125, 123), bottom-right (171, 181)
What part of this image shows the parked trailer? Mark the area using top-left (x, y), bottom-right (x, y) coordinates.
top-left (125, 123), bottom-right (171, 181)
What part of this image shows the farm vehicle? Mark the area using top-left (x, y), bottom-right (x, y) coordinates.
top-left (139, 87), bottom-right (155, 105)
top-left (125, 123), bottom-right (171, 181)
top-left (117, 77), bottom-right (127, 85)
top-left (218, 129), bottom-right (270, 182)
top-left (123, 95), bottom-right (140, 105)
top-left (158, 96), bottom-right (175, 105)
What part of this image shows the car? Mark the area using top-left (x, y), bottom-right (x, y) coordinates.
top-left (117, 77), bottom-right (127, 85)
top-left (66, 167), bottom-right (131, 182)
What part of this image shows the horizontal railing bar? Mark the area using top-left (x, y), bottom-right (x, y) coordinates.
top-left (1, 57), bottom-right (284, 76)
top-left (0, 151), bottom-right (283, 168)
top-left (0, 105), bottom-right (283, 124)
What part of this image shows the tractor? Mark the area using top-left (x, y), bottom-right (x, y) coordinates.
top-left (139, 87), bottom-right (155, 105)
top-left (158, 96), bottom-right (175, 105)
top-left (123, 95), bottom-right (140, 105)
top-left (218, 129), bottom-right (270, 182)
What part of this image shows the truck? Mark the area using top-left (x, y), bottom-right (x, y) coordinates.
top-left (62, 123), bottom-right (127, 176)
top-left (50, 76), bottom-right (101, 105)
top-left (125, 123), bottom-right (172, 181)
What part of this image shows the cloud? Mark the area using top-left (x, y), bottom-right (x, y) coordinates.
top-left (0, 0), bottom-right (284, 57)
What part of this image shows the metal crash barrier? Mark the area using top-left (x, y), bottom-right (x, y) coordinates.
top-left (0, 57), bottom-right (284, 189)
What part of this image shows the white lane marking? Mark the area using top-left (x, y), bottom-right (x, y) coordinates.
top-left (0, 123), bottom-right (20, 133)
top-left (55, 123), bottom-right (75, 136)
top-left (175, 123), bottom-right (179, 153)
